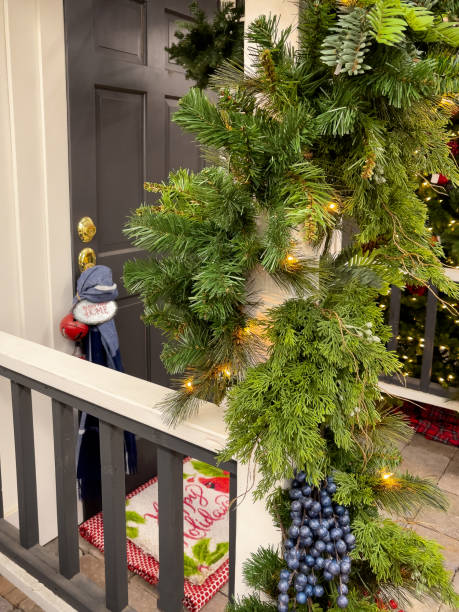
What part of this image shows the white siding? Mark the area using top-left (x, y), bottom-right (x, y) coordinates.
top-left (0, 0), bottom-right (73, 544)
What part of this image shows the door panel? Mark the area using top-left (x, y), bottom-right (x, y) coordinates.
top-left (95, 88), bottom-right (145, 252)
top-left (65, 0), bottom-right (215, 384)
top-left (166, 97), bottom-right (203, 172)
top-left (94, 0), bottom-right (147, 65)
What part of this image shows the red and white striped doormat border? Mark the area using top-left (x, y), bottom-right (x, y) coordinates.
top-left (79, 475), bottom-right (229, 612)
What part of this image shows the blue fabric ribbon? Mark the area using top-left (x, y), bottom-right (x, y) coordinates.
top-left (73, 265), bottom-right (120, 359)
top-left (74, 266), bottom-right (137, 503)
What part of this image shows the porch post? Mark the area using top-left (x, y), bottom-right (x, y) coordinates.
top-left (233, 0), bottom-right (300, 600)
top-left (234, 462), bottom-right (281, 598)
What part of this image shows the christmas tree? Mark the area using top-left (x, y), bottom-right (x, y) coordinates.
top-left (379, 113), bottom-right (458, 388)
top-left (124, 1), bottom-right (459, 609)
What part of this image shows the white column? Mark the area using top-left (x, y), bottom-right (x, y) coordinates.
top-left (245, 0), bottom-right (299, 55)
top-left (0, 0), bottom-right (73, 544)
top-left (234, 463), bottom-right (283, 598)
top-left (233, 0), bottom-right (301, 599)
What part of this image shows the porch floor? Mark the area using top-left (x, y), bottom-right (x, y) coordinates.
top-left (1, 433), bottom-right (458, 612)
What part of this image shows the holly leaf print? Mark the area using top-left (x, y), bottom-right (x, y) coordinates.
top-left (126, 510), bottom-right (146, 525)
top-left (190, 460), bottom-right (227, 478)
top-left (126, 509), bottom-right (145, 540)
top-left (184, 554), bottom-right (199, 577)
top-left (205, 542), bottom-right (229, 566)
top-left (192, 538), bottom-right (211, 564)
top-left (126, 526), bottom-right (139, 539)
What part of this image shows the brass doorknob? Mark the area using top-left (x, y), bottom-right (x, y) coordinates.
top-left (77, 216), bottom-right (96, 243)
top-left (78, 248), bottom-right (96, 272)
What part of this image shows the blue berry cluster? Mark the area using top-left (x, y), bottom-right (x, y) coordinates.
top-left (277, 474), bottom-right (355, 610)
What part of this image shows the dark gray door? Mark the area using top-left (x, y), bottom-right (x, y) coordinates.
top-left (64, 0), bottom-right (216, 383)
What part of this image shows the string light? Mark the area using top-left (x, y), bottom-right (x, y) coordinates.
top-left (184, 379), bottom-right (194, 391)
top-left (285, 253), bottom-right (299, 267)
top-left (440, 96), bottom-right (455, 108)
top-left (448, 375), bottom-right (455, 381)
top-left (328, 202), bottom-right (337, 211)
top-left (381, 471), bottom-right (397, 487)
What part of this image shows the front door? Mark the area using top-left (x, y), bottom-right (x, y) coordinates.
top-left (64, 0), bottom-right (216, 384)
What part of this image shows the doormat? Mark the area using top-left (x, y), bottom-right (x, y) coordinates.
top-left (401, 401), bottom-right (459, 446)
top-left (79, 458), bottom-right (230, 611)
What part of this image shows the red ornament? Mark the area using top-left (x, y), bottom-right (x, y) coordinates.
top-left (437, 174), bottom-right (449, 186)
top-left (447, 139), bottom-right (459, 157)
top-left (406, 284), bottom-right (427, 296)
top-left (59, 313), bottom-right (89, 342)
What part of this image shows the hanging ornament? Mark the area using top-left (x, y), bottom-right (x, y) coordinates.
top-left (405, 284), bottom-right (427, 296)
top-left (447, 139), bottom-right (459, 158)
top-left (437, 174), bottom-right (449, 186)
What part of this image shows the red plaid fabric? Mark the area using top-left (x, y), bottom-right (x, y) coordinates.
top-left (401, 401), bottom-right (459, 447)
top-left (79, 475), bottom-right (229, 611)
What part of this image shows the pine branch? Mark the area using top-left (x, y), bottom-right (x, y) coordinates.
top-left (226, 594), bottom-right (277, 612)
top-left (374, 472), bottom-right (449, 516)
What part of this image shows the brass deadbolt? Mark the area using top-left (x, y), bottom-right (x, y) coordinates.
top-left (77, 216), bottom-right (96, 243)
top-left (78, 248), bottom-right (97, 272)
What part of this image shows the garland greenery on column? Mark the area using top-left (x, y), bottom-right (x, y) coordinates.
top-left (124, 1), bottom-right (459, 609)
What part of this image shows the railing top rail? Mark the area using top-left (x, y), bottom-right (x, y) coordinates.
top-left (0, 330), bottom-right (227, 455)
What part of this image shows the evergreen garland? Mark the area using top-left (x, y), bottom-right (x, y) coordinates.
top-left (166, 1), bottom-right (244, 89)
top-left (124, 0), bottom-right (459, 608)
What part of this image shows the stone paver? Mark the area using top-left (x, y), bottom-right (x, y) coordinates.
top-left (79, 553), bottom-right (106, 590)
top-left (399, 434), bottom-right (455, 482)
top-left (2, 587), bottom-right (28, 608)
top-left (128, 575), bottom-right (158, 611)
top-left (414, 490), bottom-right (459, 541)
top-left (438, 451), bottom-right (459, 496)
top-left (410, 520), bottom-right (459, 575)
top-left (17, 598), bottom-right (44, 612)
top-left (0, 577), bottom-right (14, 600)
top-left (398, 435), bottom-right (459, 611)
top-left (0, 596), bottom-right (12, 612)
